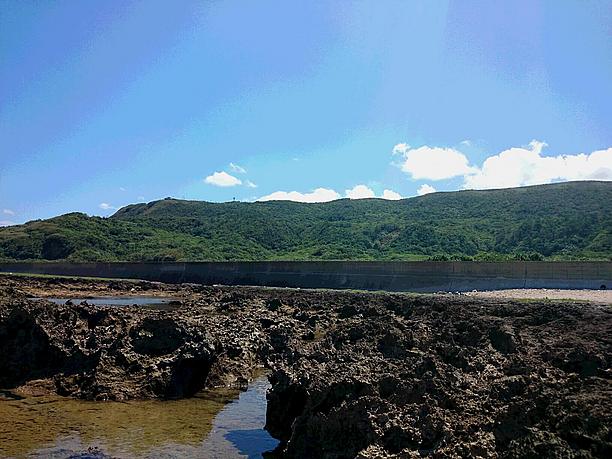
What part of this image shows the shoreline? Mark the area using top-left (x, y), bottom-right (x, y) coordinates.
top-left (1, 275), bottom-right (610, 457)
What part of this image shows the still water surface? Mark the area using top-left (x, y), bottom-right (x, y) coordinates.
top-left (0, 377), bottom-right (278, 458)
top-left (31, 297), bottom-right (179, 311)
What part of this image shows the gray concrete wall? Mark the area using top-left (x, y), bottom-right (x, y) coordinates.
top-left (0, 261), bottom-right (612, 292)
top-left (0, 261), bottom-right (609, 292)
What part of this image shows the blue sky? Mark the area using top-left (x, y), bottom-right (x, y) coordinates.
top-left (1, 0), bottom-right (611, 225)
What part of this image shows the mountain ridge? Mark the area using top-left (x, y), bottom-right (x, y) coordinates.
top-left (1, 181), bottom-right (610, 262)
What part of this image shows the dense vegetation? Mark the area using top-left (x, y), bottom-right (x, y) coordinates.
top-left (1, 181), bottom-right (610, 262)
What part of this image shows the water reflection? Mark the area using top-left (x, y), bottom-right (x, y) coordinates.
top-left (0, 377), bottom-right (278, 458)
top-left (30, 296), bottom-right (179, 311)
top-left (199, 377), bottom-right (279, 457)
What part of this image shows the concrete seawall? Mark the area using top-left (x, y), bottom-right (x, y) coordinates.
top-left (0, 261), bottom-right (610, 292)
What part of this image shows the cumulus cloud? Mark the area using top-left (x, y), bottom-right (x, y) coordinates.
top-left (204, 171), bottom-right (242, 187)
top-left (464, 141), bottom-right (612, 189)
top-left (258, 188), bottom-right (341, 203)
top-left (229, 162), bottom-right (247, 174)
top-left (393, 140), bottom-right (612, 190)
top-left (99, 203), bottom-right (115, 210)
top-left (393, 143), bottom-right (477, 180)
top-left (382, 189), bottom-right (403, 200)
top-left (2, 209), bottom-right (15, 216)
top-left (245, 180), bottom-right (258, 188)
top-left (417, 184), bottom-right (436, 196)
top-left (259, 185), bottom-right (404, 202)
top-left (345, 184), bottom-right (375, 199)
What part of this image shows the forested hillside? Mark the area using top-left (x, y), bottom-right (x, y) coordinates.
top-left (1, 181), bottom-right (610, 262)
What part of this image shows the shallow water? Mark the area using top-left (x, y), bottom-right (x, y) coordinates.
top-left (0, 377), bottom-right (278, 458)
top-left (31, 296), bottom-right (179, 311)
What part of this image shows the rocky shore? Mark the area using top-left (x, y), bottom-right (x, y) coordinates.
top-left (1, 275), bottom-right (610, 458)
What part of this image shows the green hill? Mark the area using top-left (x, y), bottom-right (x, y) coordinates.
top-left (1, 181), bottom-right (611, 262)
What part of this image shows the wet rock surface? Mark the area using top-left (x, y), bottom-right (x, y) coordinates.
top-left (0, 275), bottom-right (611, 458)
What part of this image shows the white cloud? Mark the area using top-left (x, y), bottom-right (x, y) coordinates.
top-left (392, 143), bottom-right (410, 155)
top-left (258, 188), bottom-right (341, 203)
top-left (229, 162), bottom-right (247, 174)
top-left (345, 184), bottom-right (375, 199)
top-left (99, 203), bottom-right (115, 210)
top-left (464, 141), bottom-right (612, 189)
top-left (259, 185), bottom-right (404, 202)
top-left (393, 143), bottom-right (477, 180)
top-left (0, 220), bottom-right (15, 227)
top-left (204, 171), bottom-right (242, 187)
top-left (119, 187), bottom-right (126, 192)
top-left (137, 196), bottom-right (145, 201)
top-left (417, 184), bottom-right (437, 196)
top-left (245, 180), bottom-right (257, 188)
top-left (382, 189), bottom-right (403, 200)
top-left (393, 140), bottom-right (612, 190)
top-left (2, 209), bottom-right (15, 216)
